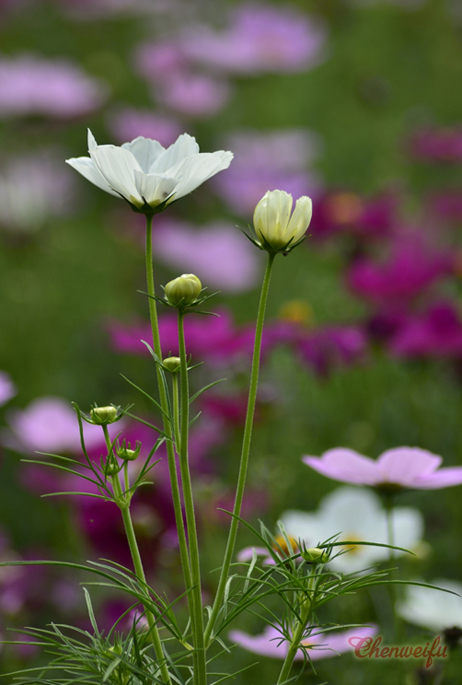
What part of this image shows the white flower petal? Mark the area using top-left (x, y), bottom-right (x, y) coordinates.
top-left (122, 137), bottom-right (165, 173)
top-left (150, 133), bottom-right (200, 174)
top-left (87, 128), bottom-right (98, 152)
top-left (286, 195), bottom-right (312, 243)
top-left (133, 170), bottom-right (179, 207)
top-left (65, 156), bottom-right (120, 197)
top-left (168, 151), bottom-right (233, 201)
top-left (90, 145), bottom-right (144, 206)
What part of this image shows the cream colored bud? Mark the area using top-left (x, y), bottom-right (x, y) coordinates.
top-left (163, 356), bottom-right (181, 372)
top-left (164, 274), bottom-right (202, 307)
top-left (90, 406), bottom-right (118, 425)
top-left (253, 190), bottom-right (312, 252)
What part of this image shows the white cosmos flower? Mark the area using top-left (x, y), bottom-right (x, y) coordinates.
top-left (398, 579), bottom-right (462, 632)
top-left (253, 189), bottom-right (312, 253)
top-left (66, 130), bottom-right (233, 213)
top-left (280, 486), bottom-right (424, 573)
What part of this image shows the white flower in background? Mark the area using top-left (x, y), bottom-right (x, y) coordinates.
top-left (253, 189), bottom-right (312, 253)
top-left (66, 130), bottom-right (233, 213)
top-left (280, 486), bottom-right (424, 573)
top-left (398, 579), bottom-right (462, 632)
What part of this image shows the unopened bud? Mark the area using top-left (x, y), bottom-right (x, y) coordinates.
top-left (90, 405), bottom-right (118, 425)
top-left (104, 457), bottom-right (120, 476)
top-left (163, 356), bottom-right (181, 372)
top-left (164, 274), bottom-right (202, 307)
top-left (116, 439), bottom-right (141, 461)
top-left (301, 547), bottom-right (329, 564)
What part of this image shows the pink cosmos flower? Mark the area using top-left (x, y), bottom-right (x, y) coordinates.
top-left (346, 233), bottom-right (454, 306)
top-left (303, 447), bottom-right (462, 490)
top-left (152, 218), bottom-right (262, 291)
top-left (0, 55), bottom-right (108, 118)
top-left (0, 371), bottom-right (16, 406)
top-left (108, 108), bottom-right (182, 147)
top-left (229, 624), bottom-right (377, 661)
top-left (181, 3), bottom-right (328, 75)
top-left (388, 301), bottom-right (462, 359)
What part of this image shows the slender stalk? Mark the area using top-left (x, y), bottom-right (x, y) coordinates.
top-left (103, 427), bottom-right (171, 685)
top-left (276, 573), bottom-right (315, 685)
top-left (205, 252), bottom-right (276, 645)
top-left (144, 214), bottom-right (193, 594)
top-left (383, 492), bottom-right (401, 640)
top-left (172, 373), bottom-right (181, 451)
top-left (178, 311), bottom-right (207, 685)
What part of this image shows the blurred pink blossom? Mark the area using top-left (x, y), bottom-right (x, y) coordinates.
top-left (213, 129), bottom-right (323, 216)
top-left (296, 325), bottom-right (368, 377)
top-left (5, 397), bottom-right (122, 454)
top-left (408, 126), bottom-right (462, 163)
top-left (0, 54), bottom-right (108, 118)
top-left (229, 624), bottom-right (377, 660)
top-left (426, 190), bottom-right (462, 225)
top-left (346, 233), bottom-right (454, 306)
top-left (108, 108), bottom-right (182, 147)
top-left (304, 446), bottom-right (462, 489)
top-left (0, 371), bottom-right (16, 406)
top-left (152, 218), bottom-right (262, 291)
top-left (388, 301), bottom-right (462, 359)
top-left (181, 4), bottom-right (328, 75)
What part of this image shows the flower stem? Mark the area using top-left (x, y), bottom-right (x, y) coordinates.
top-left (276, 573), bottom-right (315, 685)
top-left (177, 311), bottom-right (207, 685)
top-left (205, 252), bottom-right (276, 646)
top-left (144, 214), bottom-right (193, 595)
top-left (103, 427), bottom-right (171, 684)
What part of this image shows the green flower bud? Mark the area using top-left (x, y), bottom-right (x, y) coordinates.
top-left (163, 356), bottom-right (181, 372)
top-left (116, 439), bottom-right (141, 461)
top-left (104, 457), bottom-right (121, 476)
top-left (90, 405), bottom-right (118, 425)
top-left (164, 274), bottom-right (202, 307)
top-left (301, 547), bottom-right (329, 564)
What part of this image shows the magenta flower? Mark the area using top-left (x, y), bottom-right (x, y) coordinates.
top-left (108, 108), bottom-right (182, 147)
top-left (0, 371), bottom-right (16, 406)
top-left (388, 301), bottom-right (462, 359)
top-left (181, 3), bottom-right (328, 75)
top-left (309, 191), bottom-right (398, 241)
top-left (426, 190), bottom-right (462, 225)
top-left (346, 233), bottom-right (454, 306)
top-left (0, 55), bottom-right (108, 118)
top-left (229, 624), bottom-right (377, 661)
top-left (152, 217), bottom-right (261, 291)
top-left (303, 447), bottom-right (462, 490)
top-left (213, 128), bottom-right (323, 216)
top-left (408, 126), bottom-right (462, 163)
top-left (296, 325), bottom-right (368, 377)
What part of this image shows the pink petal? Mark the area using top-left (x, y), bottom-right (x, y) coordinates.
top-left (303, 448), bottom-right (381, 485)
top-left (378, 448), bottom-right (442, 486)
top-left (413, 467), bottom-right (462, 489)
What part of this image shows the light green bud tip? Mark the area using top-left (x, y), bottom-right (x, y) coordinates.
top-left (117, 439), bottom-right (141, 461)
top-left (164, 273), bottom-right (202, 307)
top-left (163, 356), bottom-right (181, 372)
top-left (90, 405), bottom-right (118, 425)
top-left (301, 547), bottom-right (329, 564)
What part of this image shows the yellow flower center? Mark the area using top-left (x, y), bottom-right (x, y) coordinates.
top-left (279, 300), bottom-right (313, 325)
top-left (273, 535), bottom-right (298, 557)
top-left (326, 192), bottom-right (364, 225)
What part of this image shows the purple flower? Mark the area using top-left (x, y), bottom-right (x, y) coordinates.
top-left (309, 191), bottom-right (398, 241)
top-left (181, 3), bottom-right (328, 75)
top-left (0, 371), bottom-right (16, 406)
top-left (0, 54), bottom-right (108, 118)
top-left (426, 190), bottom-right (462, 225)
top-left (346, 233), bottom-right (454, 306)
top-left (296, 325), bottom-right (368, 377)
top-left (229, 624), bottom-right (377, 660)
top-left (213, 129), bottom-right (323, 216)
top-left (388, 301), bottom-right (462, 359)
top-left (152, 217), bottom-right (262, 291)
top-left (0, 151), bottom-right (76, 234)
top-left (108, 108), bottom-right (183, 147)
top-left (303, 447), bottom-right (462, 490)
top-left (408, 126), bottom-right (462, 163)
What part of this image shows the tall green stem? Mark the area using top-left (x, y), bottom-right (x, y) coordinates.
top-left (178, 311), bottom-right (207, 685)
top-left (205, 253), bottom-right (276, 645)
top-left (144, 214), bottom-right (192, 595)
top-left (276, 582), bottom-right (314, 685)
top-left (103, 427), bottom-right (171, 685)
